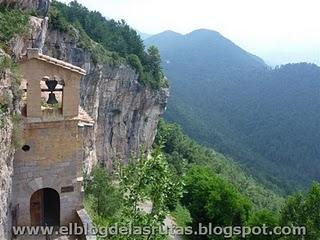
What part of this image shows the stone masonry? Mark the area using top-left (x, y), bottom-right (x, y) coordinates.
top-left (12, 48), bottom-right (93, 227)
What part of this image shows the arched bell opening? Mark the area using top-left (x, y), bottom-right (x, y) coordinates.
top-left (40, 76), bottom-right (65, 109)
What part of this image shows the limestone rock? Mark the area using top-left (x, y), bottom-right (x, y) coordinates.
top-left (81, 64), bottom-right (169, 168)
top-left (43, 29), bottom-right (169, 168)
top-left (10, 16), bottom-right (48, 59)
top-left (0, 49), bottom-right (15, 240)
top-left (0, 0), bottom-right (50, 16)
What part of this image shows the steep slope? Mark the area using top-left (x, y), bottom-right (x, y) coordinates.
top-left (155, 120), bottom-right (284, 211)
top-left (145, 29), bottom-right (320, 193)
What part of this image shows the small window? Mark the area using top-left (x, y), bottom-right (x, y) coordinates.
top-left (22, 145), bottom-right (30, 152)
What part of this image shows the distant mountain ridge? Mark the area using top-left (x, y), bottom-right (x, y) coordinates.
top-left (136, 30), bottom-right (152, 40)
top-left (146, 29), bottom-right (266, 68)
top-left (145, 29), bottom-right (320, 194)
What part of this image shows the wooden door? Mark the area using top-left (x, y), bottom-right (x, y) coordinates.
top-left (30, 190), bottom-right (44, 226)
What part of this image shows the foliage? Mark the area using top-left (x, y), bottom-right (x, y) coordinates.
top-left (127, 54), bottom-right (144, 79)
top-left (0, 50), bottom-right (23, 147)
top-left (0, 106), bottom-right (6, 128)
top-left (182, 166), bottom-right (251, 237)
top-left (247, 210), bottom-right (281, 240)
top-left (0, 6), bottom-right (29, 44)
top-left (155, 118), bottom-right (320, 239)
top-left (146, 29), bottom-right (320, 193)
top-left (85, 149), bottom-right (183, 240)
top-left (171, 204), bottom-right (192, 228)
top-left (85, 167), bottom-right (122, 219)
top-left (155, 119), bottom-right (284, 211)
top-left (141, 46), bottom-right (168, 89)
top-left (113, 148), bottom-right (183, 240)
top-left (0, 52), bottom-right (12, 128)
top-left (280, 182), bottom-right (320, 239)
top-left (49, 0), bottom-right (168, 89)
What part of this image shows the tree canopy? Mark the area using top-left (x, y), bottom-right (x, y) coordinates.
top-left (49, 0), bottom-right (167, 89)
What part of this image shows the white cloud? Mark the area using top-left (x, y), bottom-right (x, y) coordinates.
top-left (59, 0), bottom-right (320, 65)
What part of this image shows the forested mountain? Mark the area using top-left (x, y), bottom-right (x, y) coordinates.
top-left (145, 29), bottom-right (320, 194)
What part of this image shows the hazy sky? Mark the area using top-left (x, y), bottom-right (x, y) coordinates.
top-left (60, 0), bottom-right (320, 65)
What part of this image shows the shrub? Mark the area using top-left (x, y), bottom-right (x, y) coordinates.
top-left (0, 7), bottom-right (29, 43)
top-left (85, 167), bottom-right (122, 218)
top-left (182, 166), bottom-right (252, 229)
top-left (127, 54), bottom-right (144, 79)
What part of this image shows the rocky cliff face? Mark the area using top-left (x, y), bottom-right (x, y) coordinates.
top-left (43, 29), bottom-right (169, 169)
top-left (10, 16), bottom-right (48, 59)
top-left (0, 9), bottom-right (48, 239)
top-left (0, 2), bottom-right (168, 237)
top-left (80, 64), bottom-right (168, 169)
top-left (2, 0), bottom-right (168, 170)
top-left (0, 0), bottom-right (50, 16)
top-left (0, 50), bottom-right (15, 240)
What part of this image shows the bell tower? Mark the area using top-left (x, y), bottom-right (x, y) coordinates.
top-left (12, 48), bottom-right (94, 227)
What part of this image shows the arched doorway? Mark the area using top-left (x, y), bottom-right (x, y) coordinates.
top-left (30, 188), bottom-right (60, 226)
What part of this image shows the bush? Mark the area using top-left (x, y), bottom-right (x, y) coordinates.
top-left (281, 183), bottom-right (320, 239)
top-left (0, 7), bottom-right (29, 43)
top-left (247, 210), bottom-right (281, 240)
top-left (182, 166), bottom-right (251, 230)
top-left (127, 54), bottom-right (144, 78)
top-left (171, 204), bottom-right (192, 227)
top-left (85, 167), bottom-right (122, 218)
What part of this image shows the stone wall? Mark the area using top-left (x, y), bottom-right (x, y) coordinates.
top-left (13, 120), bottom-right (84, 226)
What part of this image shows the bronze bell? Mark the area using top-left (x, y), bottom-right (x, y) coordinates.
top-left (45, 79), bottom-right (58, 105)
top-left (47, 93), bottom-right (58, 105)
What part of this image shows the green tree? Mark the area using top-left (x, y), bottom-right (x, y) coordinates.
top-left (114, 148), bottom-right (184, 240)
top-left (281, 182), bottom-right (320, 239)
top-left (49, 1), bottom-right (167, 88)
top-left (155, 119), bottom-right (283, 211)
top-left (85, 167), bottom-right (121, 218)
top-left (182, 166), bottom-right (251, 239)
top-left (247, 210), bottom-right (281, 240)
top-left (127, 53), bottom-right (144, 80)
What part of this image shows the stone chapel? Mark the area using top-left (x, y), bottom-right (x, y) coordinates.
top-left (12, 48), bottom-right (94, 227)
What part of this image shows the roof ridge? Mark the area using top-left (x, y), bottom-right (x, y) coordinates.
top-left (26, 48), bottom-right (86, 75)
